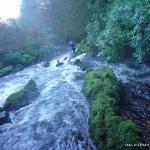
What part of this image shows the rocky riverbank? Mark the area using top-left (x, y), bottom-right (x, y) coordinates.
top-left (72, 53), bottom-right (150, 145)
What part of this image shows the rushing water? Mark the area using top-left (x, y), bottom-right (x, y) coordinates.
top-left (76, 54), bottom-right (150, 144)
top-left (0, 54), bottom-right (95, 150)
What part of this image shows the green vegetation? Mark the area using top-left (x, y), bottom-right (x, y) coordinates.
top-left (21, 0), bottom-right (89, 40)
top-left (76, 39), bottom-right (90, 55)
top-left (0, 66), bottom-right (13, 76)
top-left (0, 21), bottom-right (51, 77)
top-left (4, 80), bottom-right (39, 111)
top-left (0, 0), bottom-right (89, 77)
top-left (78, 0), bottom-right (150, 62)
top-left (1, 0), bottom-right (149, 78)
top-left (83, 68), bottom-right (142, 150)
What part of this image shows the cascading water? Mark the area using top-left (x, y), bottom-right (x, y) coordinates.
top-left (0, 54), bottom-right (95, 150)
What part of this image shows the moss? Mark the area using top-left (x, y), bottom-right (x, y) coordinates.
top-left (0, 66), bottom-right (13, 76)
top-left (4, 79), bottom-right (39, 111)
top-left (84, 68), bottom-right (119, 100)
top-left (83, 68), bottom-right (142, 150)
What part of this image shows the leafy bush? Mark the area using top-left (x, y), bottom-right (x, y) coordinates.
top-left (22, 36), bottom-right (40, 58)
top-left (5, 52), bottom-right (23, 65)
top-left (83, 68), bottom-right (142, 149)
top-left (4, 80), bottom-right (39, 111)
top-left (0, 36), bottom-right (43, 76)
top-left (76, 39), bottom-right (90, 55)
top-left (96, 27), bottom-right (131, 62)
top-left (131, 1), bottom-right (150, 62)
top-left (0, 21), bottom-right (49, 77)
top-left (4, 52), bottom-right (36, 66)
top-left (85, 0), bottom-right (150, 62)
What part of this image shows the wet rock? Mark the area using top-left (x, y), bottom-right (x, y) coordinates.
top-left (71, 54), bottom-right (100, 71)
top-left (74, 59), bottom-right (81, 65)
top-left (0, 110), bottom-right (10, 125)
top-left (127, 62), bottom-right (142, 70)
top-left (120, 82), bottom-right (150, 143)
top-left (0, 107), bottom-right (4, 112)
top-left (42, 61), bottom-right (50, 68)
top-left (72, 129), bottom-right (84, 142)
top-left (128, 80), bottom-right (150, 100)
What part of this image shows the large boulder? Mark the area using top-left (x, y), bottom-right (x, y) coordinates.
top-left (4, 79), bottom-right (39, 111)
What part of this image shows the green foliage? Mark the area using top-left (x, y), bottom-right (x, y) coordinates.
top-left (96, 27), bottom-right (131, 62)
top-left (4, 80), bottom-right (39, 111)
top-left (0, 22), bottom-right (50, 76)
top-left (131, 1), bottom-right (150, 62)
top-left (0, 20), bottom-right (25, 52)
top-left (47, 0), bottom-right (89, 39)
top-left (21, 0), bottom-right (89, 40)
top-left (76, 39), bottom-right (90, 54)
top-left (84, 68), bottom-right (119, 99)
top-left (83, 68), bottom-right (142, 149)
top-left (85, 0), bottom-right (150, 62)
top-left (5, 52), bottom-right (35, 66)
top-left (0, 21), bottom-right (47, 76)
top-left (0, 66), bottom-right (13, 76)
top-left (86, 20), bottom-right (101, 48)
top-left (23, 36), bottom-right (40, 58)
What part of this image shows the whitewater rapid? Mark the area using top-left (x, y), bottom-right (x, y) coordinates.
top-left (0, 54), bottom-right (95, 150)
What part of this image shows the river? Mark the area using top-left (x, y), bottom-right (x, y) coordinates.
top-left (0, 53), bottom-right (149, 149)
top-left (0, 54), bottom-right (95, 150)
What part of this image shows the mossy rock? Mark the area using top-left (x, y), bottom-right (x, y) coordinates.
top-left (4, 79), bottom-right (39, 111)
top-left (83, 68), bottom-right (142, 149)
top-left (83, 68), bottom-right (119, 100)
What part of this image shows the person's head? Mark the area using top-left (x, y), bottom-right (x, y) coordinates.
top-left (57, 60), bottom-right (60, 63)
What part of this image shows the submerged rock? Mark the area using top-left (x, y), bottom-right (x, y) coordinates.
top-left (0, 109), bottom-right (10, 125)
top-left (42, 61), bottom-right (50, 68)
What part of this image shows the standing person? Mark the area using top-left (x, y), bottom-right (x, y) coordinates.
top-left (69, 40), bottom-right (76, 55)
